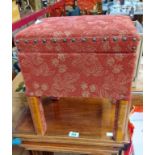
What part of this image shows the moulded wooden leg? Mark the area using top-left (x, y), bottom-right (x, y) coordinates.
top-left (27, 97), bottom-right (47, 135)
top-left (115, 100), bottom-right (130, 141)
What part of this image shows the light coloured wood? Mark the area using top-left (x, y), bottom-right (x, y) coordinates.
top-left (12, 1), bottom-right (20, 23)
top-left (115, 100), bottom-right (129, 141)
top-left (27, 97), bottom-right (47, 135)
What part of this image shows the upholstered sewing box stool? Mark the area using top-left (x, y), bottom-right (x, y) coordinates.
top-left (15, 15), bottom-right (140, 143)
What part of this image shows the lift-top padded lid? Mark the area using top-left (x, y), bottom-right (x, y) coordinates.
top-left (15, 15), bottom-right (140, 53)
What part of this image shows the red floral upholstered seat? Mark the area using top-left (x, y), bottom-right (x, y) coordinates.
top-left (15, 15), bottom-right (139, 103)
top-left (15, 15), bottom-right (140, 136)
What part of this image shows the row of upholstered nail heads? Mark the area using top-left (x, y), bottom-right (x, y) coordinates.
top-left (15, 36), bottom-right (139, 52)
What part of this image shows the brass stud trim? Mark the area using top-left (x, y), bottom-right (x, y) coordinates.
top-left (82, 38), bottom-right (87, 42)
top-left (42, 39), bottom-right (46, 44)
top-left (15, 40), bottom-right (19, 44)
top-left (63, 38), bottom-right (67, 42)
top-left (133, 37), bottom-right (137, 41)
top-left (132, 46), bottom-right (137, 51)
top-left (113, 37), bottom-right (118, 42)
top-left (103, 37), bottom-right (108, 41)
top-left (34, 39), bottom-right (38, 44)
top-left (122, 36), bottom-right (127, 41)
top-left (51, 38), bottom-right (57, 43)
top-left (92, 37), bottom-right (96, 42)
top-left (24, 40), bottom-right (28, 44)
top-left (71, 38), bottom-right (76, 42)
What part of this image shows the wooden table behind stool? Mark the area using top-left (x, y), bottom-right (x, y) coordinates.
top-left (13, 73), bottom-right (143, 155)
top-left (13, 97), bottom-right (131, 155)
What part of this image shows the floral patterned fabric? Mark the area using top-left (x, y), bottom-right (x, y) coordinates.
top-left (15, 16), bottom-right (140, 53)
top-left (19, 53), bottom-right (136, 102)
top-left (15, 15), bottom-right (139, 102)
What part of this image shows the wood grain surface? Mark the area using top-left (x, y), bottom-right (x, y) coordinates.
top-left (27, 97), bottom-right (47, 135)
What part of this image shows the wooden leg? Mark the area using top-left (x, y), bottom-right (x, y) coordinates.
top-left (115, 100), bottom-right (129, 141)
top-left (27, 97), bottom-right (47, 135)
